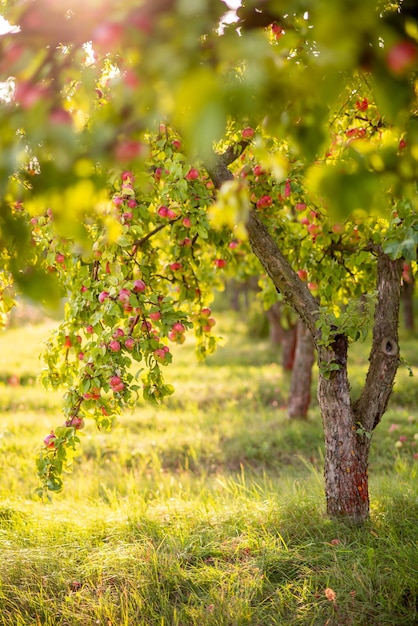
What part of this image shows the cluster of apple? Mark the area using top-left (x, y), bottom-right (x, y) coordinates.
top-left (112, 170), bottom-right (138, 224)
top-left (195, 307), bottom-right (216, 333)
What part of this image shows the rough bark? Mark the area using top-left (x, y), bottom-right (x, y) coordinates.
top-left (288, 319), bottom-right (315, 419)
top-left (317, 335), bottom-right (371, 523)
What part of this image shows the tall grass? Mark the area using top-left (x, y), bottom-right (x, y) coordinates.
top-left (0, 310), bottom-right (416, 625)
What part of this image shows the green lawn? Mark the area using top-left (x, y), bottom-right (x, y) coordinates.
top-left (0, 310), bottom-right (416, 625)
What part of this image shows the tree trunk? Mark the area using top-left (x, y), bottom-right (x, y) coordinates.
top-left (207, 155), bottom-right (403, 524)
top-left (288, 319), bottom-right (315, 419)
top-left (317, 335), bottom-right (371, 523)
top-left (246, 210), bottom-right (403, 524)
top-left (318, 253), bottom-right (402, 523)
top-left (265, 301), bottom-right (297, 370)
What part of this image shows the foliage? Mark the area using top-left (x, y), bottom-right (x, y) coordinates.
top-left (0, 0), bottom-right (416, 495)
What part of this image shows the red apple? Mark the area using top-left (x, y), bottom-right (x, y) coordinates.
top-left (118, 288), bottom-right (131, 303)
top-left (387, 40), bottom-right (418, 75)
top-left (44, 432), bottom-right (56, 449)
top-left (109, 340), bottom-right (121, 352)
top-left (242, 127), bottom-right (255, 139)
top-left (66, 416), bottom-right (85, 430)
top-left (185, 167), bottom-right (199, 181)
top-left (157, 205), bottom-right (169, 217)
top-left (98, 291), bottom-right (110, 303)
top-left (133, 279), bottom-right (146, 293)
top-left (125, 338), bottom-right (135, 350)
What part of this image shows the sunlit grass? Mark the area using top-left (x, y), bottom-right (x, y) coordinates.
top-left (0, 309), bottom-right (416, 625)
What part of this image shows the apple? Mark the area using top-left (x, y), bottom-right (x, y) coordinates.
top-left (242, 127), bottom-right (255, 139)
top-left (64, 335), bottom-right (72, 348)
top-left (83, 387), bottom-right (100, 400)
top-left (214, 259), bottom-right (227, 268)
top-left (295, 203), bottom-right (306, 211)
top-left (118, 288), bottom-right (131, 303)
top-left (44, 432), bottom-right (56, 449)
top-left (308, 223), bottom-right (320, 236)
top-left (253, 164), bottom-right (264, 177)
top-left (157, 205), bottom-right (169, 217)
top-left (141, 320), bottom-right (152, 332)
top-left (55, 253), bottom-right (65, 264)
top-left (297, 269), bottom-right (308, 281)
top-left (172, 139), bottom-right (181, 150)
top-left (185, 167), bottom-right (199, 181)
top-left (150, 311), bottom-right (161, 321)
top-left (172, 322), bottom-right (185, 333)
top-left (133, 279), bottom-right (146, 293)
top-left (355, 98), bottom-right (368, 111)
top-left (86, 324), bottom-right (94, 334)
top-left (98, 291), bottom-right (110, 303)
top-left (168, 329), bottom-right (178, 342)
top-left (256, 195), bottom-right (272, 209)
top-left (110, 375), bottom-right (124, 392)
top-left (66, 416), bottom-right (85, 430)
top-left (386, 40), bottom-right (418, 75)
top-left (154, 348), bottom-right (167, 362)
top-left (166, 208), bottom-right (177, 219)
top-left (182, 216), bottom-right (192, 227)
top-left (169, 262), bottom-right (183, 271)
top-left (109, 340), bottom-right (121, 352)
top-left (121, 170), bottom-right (135, 183)
top-left (125, 337), bottom-right (135, 350)
top-left (201, 307), bottom-right (211, 317)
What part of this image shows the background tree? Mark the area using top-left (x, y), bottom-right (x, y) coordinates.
top-left (0, 0), bottom-right (417, 523)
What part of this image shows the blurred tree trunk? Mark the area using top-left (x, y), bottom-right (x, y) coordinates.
top-left (266, 301), bottom-right (297, 370)
top-left (287, 319), bottom-right (315, 419)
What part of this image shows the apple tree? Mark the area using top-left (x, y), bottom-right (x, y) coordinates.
top-left (0, 0), bottom-right (417, 523)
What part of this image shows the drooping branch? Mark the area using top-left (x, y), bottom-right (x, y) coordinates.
top-left (353, 249), bottom-right (403, 431)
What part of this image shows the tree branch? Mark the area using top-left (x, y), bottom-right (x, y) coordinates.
top-left (352, 250), bottom-right (402, 431)
top-left (204, 142), bottom-right (321, 339)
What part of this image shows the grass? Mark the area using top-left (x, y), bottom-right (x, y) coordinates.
top-left (0, 309), bottom-right (416, 625)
